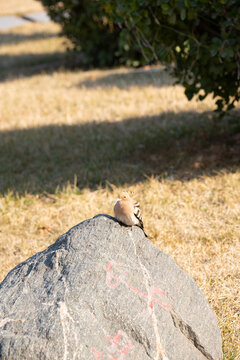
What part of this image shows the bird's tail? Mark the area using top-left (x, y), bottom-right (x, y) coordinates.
top-left (134, 202), bottom-right (148, 237)
top-left (137, 220), bottom-right (148, 238)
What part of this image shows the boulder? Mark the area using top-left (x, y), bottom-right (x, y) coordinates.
top-left (0, 215), bottom-right (222, 360)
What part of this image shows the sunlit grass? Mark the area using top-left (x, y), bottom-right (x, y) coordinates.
top-left (0, 20), bottom-right (239, 359)
top-left (0, 0), bottom-right (43, 16)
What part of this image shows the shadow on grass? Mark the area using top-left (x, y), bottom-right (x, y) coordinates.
top-left (77, 68), bottom-right (173, 89)
top-left (0, 31), bottom-right (60, 46)
top-left (0, 110), bottom-right (239, 195)
top-left (0, 49), bottom-right (172, 88)
top-left (0, 51), bottom-right (82, 81)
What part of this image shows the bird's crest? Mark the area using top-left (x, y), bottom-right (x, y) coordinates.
top-left (119, 191), bottom-right (131, 200)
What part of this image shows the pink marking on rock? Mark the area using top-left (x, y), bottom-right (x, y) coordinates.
top-left (107, 331), bottom-right (134, 359)
top-left (148, 286), bottom-right (172, 313)
top-left (128, 284), bottom-right (171, 313)
top-left (93, 347), bottom-right (104, 359)
top-left (127, 284), bottom-right (148, 299)
top-left (106, 261), bottom-right (172, 316)
top-left (106, 262), bottom-right (121, 289)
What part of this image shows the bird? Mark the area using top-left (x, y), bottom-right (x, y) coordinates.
top-left (113, 191), bottom-right (147, 236)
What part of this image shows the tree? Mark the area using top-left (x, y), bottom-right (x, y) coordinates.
top-left (103, 0), bottom-right (240, 111)
top-left (39, 0), bottom-right (141, 67)
top-left (40, 0), bottom-right (240, 111)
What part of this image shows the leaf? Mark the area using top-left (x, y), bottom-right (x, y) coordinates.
top-left (188, 8), bottom-right (197, 19)
top-left (210, 48), bottom-right (218, 56)
top-left (169, 13), bottom-right (176, 24)
top-left (220, 47), bottom-right (234, 58)
top-left (212, 37), bottom-right (222, 46)
top-left (180, 8), bottom-right (186, 21)
top-left (161, 3), bottom-right (170, 14)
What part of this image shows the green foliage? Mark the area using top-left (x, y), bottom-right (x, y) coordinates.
top-left (103, 0), bottom-right (240, 111)
top-left (40, 0), bottom-right (240, 111)
top-left (39, 0), bottom-right (141, 67)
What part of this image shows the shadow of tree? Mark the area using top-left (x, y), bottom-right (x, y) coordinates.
top-left (0, 110), bottom-right (239, 195)
top-left (0, 31), bottom-right (59, 46)
top-left (0, 51), bottom-right (82, 81)
top-left (77, 68), bottom-right (173, 90)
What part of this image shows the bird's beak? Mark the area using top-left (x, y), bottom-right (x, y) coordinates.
top-left (111, 198), bottom-right (120, 205)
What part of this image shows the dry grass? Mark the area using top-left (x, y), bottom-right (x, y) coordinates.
top-left (0, 0), bottom-right (43, 16)
top-left (0, 22), bottom-right (72, 81)
top-left (0, 21), bottom-right (240, 359)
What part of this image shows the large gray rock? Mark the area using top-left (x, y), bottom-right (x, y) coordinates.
top-left (0, 215), bottom-right (222, 360)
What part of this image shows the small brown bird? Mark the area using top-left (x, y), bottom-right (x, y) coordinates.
top-left (114, 191), bottom-right (147, 236)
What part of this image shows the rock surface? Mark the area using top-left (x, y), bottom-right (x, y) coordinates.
top-left (0, 214), bottom-right (222, 360)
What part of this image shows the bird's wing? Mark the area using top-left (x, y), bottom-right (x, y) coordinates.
top-left (133, 201), bottom-right (144, 230)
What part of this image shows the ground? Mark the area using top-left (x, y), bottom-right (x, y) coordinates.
top-left (0, 3), bottom-right (239, 359)
top-left (0, 0), bottom-right (43, 16)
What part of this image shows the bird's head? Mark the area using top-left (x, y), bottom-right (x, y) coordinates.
top-left (119, 191), bottom-right (131, 201)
